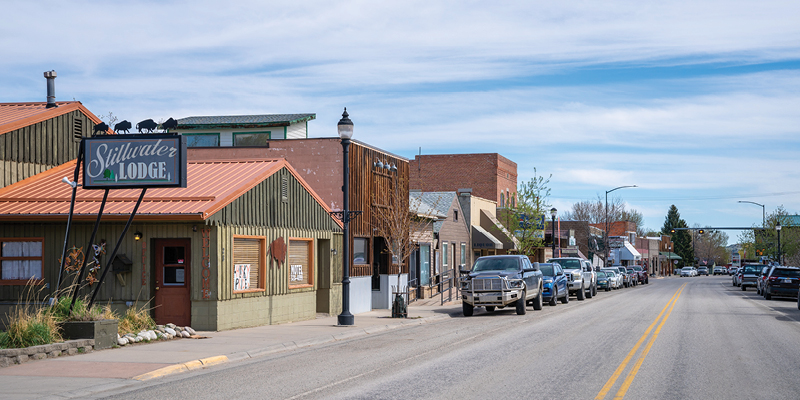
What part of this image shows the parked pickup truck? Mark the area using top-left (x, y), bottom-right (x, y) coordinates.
top-left (549, 257), bottom-right (595, 300)
top-left (460, 255), bottom-right (544, 316)
top-left (740, 264), bottom-right (767, 291)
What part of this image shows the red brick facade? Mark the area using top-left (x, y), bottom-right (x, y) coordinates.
top-left (409, 153), bottom-right (517, 206)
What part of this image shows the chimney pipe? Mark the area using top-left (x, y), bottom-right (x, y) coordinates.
top-left (44, 70), bottom-right (57, 108)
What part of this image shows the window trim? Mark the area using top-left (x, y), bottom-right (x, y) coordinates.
top-left (183, 132), bottom-right (221, 147)
top-left (233, 131), bottom-right (272, 146)
top-left (231, 235), bottom-right (266, 294)
top-left (0, 237), bottom-right (45, 285)
top-left (288, 237), bottom-right (314, 289)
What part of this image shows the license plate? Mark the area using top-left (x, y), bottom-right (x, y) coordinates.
top-left (783, 279), bottom-right (792, 284)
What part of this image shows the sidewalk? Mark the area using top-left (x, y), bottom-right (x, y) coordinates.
top-left (0, 303), bottom-right (461, 399)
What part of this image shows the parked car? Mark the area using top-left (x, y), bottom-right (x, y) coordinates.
top-left (763, 266), bottom-right (800, 300)
top-left (729, 267), bottom-right (739, 276)
top-left (756, 266), bottom-right (773, 295)
top-left (549, 257), bottom-right (594, 300)
top-left (614, 267), bottom-right (631, 288)
top-left (596, 271), bottom-right (612, 292)
top-left (632, 265), bottom-right (649, 284)
top-left (460, 255), bottom-right (544, 316)
top-left (713, 266), bottom-right (726, 275)
top-left (733, 268), bottom-right (743, 286)
top-left (601, 268), bottom-right (622, 289)
top-left (697, 267), bottom-right (709, 276)
top-left (539, 262), bottom-right (569, 306)
top-left (626, 268), bottom-right (640, 285)
top-left (740, 264), bottom-right (766, 291)
top-left (680, 267), bottom-right (696, 277)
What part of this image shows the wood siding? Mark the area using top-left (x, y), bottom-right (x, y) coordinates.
top-left (0, 110), bottom-right (92, 188)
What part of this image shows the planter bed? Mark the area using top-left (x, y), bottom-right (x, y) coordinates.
top-left (0, 339), bottom-right (94, 367)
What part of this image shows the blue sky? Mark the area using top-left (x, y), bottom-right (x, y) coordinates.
top-left (3, 1), bottom-right (800, 244)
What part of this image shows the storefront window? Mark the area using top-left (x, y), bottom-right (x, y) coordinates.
top-left (442, 241), bottom-right (449, 269)
top-left (1, 239), bottom-right (44, 282)
top-left (233, 236), bottom-right (265, 292)
top-left (353, 238), bottom-right (368, 264)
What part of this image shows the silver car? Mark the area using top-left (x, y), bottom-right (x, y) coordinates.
top-left (680, 267), bottom-right (696, 277)
top-left (601, 268), bottom-right (622, 289)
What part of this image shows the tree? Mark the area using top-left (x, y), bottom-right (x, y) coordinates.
top-left (562, 196), bottom-right (648, 239)
top-left (499, 169), bottom-right (551, 257)
top-left (661, 205), bottom-right (691, 267)
top-left (738, 206), bottom-right (799, 265)
top-left (692, 226), bottom-right (729, 266)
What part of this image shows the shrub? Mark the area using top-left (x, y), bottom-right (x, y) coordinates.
top-left (117, 305), bottom-right (155, 336)
top-left (1, 305), bottom-right (62, 349)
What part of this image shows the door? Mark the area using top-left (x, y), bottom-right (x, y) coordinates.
top-left (154, 239), bottom-right (191, 326)
top-left (419, 244), bottom-right (431, 286)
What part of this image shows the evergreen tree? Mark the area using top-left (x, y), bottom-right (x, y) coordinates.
top-left (661, 205), bottom-right (692, 267)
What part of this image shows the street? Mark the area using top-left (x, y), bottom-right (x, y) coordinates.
top-left (85, 276), bottom-right (800, 400)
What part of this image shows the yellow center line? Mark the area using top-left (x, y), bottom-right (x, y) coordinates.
top-left (595, 283), bottom-right (686, 400)
top-left (613, 284), bottom-right (685, 399)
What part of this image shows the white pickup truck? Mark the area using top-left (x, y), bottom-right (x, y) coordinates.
top-left (548, 257), bottom-right (596, 300)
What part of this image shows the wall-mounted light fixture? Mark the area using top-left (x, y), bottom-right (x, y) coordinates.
top-left (134, 232), bottom-right (142, 241)
top-left (193, 225), bottom-right (198, 232)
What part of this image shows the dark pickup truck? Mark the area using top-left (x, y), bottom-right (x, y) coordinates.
top-left (740, 264), bottom-right (767, 291)
top-left (460, 255), bottom-right (544, 316)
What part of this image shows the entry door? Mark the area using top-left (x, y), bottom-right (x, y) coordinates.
top-left (154, 239), bottom-right (191, 326)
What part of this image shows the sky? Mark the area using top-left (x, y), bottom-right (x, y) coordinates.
top-left (2, 1), bottom-right (800, 245)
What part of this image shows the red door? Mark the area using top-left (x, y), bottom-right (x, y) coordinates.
top-left (154, 239), bottom-right (191, 326)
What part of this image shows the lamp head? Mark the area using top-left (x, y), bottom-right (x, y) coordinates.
top-left (550, 207), bottom-right (557, 219)
top-left (134, 232), bottom-right (142, 241)
top-left (337, 108), bottom-right (353, 140)
top-left (776, 222), bottom-right (782, 231)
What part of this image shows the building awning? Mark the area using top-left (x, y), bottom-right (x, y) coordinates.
top-left (472, 225), bottom-right (503, 250)
top-left (619, 242), bottom-right (641, 261)
top-left (479, 209), bottom-right (517, 250)
top-left (659, 251), bottom-right (682, 260)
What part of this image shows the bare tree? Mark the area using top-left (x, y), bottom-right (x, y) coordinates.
top-left (562, 195), bottom-right (647, 237)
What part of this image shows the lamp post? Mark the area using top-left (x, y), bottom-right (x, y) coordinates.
top-left (738, 201), bottom-right (765, 227)
top-left (550, 208), bottom-right (557, 258)
top-left (330, 108), bottom-right (361, 326)
top-left (605, 185), bottom-right (637, 267)
top-left (777, 222), bottom-right (782, 265)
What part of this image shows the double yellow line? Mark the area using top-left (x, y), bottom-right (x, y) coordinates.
top-left (595, 283), bottom-right (686, 400)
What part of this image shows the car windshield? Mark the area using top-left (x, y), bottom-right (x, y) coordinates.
top-left (603, 270), bottom-right (616, 277)
top-left (743, 265), bottom-right (763, 274)
top-left (550, 259), bottom-right (582, 269)
top-left (597, 272), bottom-right (607, 279)
top-left (472, 257), bottom-right (520, 272)
top-left (682, 267), bottom-right (692, 271)
top-left (539, 264), bottom-right (555, 276)
top-left (632, 266), bottom-right (642, 271)
top-left (772, 269), bottom-right (800, 278)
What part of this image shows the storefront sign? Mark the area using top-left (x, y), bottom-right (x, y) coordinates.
top-left (234, 264), bottom-right (251, 291)
top-left (83, 134), bottom-right (187, 189)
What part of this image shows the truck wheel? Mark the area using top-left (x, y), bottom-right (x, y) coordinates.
top-left (463, 302), bottom-right (474, 317)
top-left (592, 284), bottom-right (597, 296)
top-left (533, 289), bottom-right (543, 310)
top-left (561, 289), bottom-right (569, 304)
top-left (486, 306), bottom-right (496, 312)
top-left (586, 284), bottom-right (593, 299)
top-left (516, 293), bottom-right (527, 315)
top-left (577, 283), bottom-right (585, 300)
top-left (549, 288), bottom-right (557, 306)
top-left (765, 291), bottom-right (772, 300)
top-left (742, 286), bottom-right (746, 291)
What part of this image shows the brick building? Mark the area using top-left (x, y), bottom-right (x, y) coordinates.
top-left (410, 153), bottom-right (517, 207)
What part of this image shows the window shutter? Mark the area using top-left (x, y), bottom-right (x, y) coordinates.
top-left (73, 117), bottom-right (83, 141)
top-left (289, 240), bottom-right (311, 286)
top-left (233, 238), bottom-right (261, 291)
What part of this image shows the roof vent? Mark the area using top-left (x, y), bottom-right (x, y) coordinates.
top-left (44, 70), bottom-right (57, 108)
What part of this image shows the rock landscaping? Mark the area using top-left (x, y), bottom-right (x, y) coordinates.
top-left (0, 339), bottom-right (94, 367)
top-left (115, 323), bottom-right (198, 346)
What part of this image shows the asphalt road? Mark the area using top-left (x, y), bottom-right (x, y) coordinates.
top-left (92, 276), bottom-right (800, 400)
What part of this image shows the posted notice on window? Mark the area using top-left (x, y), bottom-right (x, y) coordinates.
top-left (234, 264), bottom-right (251, 291)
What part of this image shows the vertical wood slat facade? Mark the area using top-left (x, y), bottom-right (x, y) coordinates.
top-left (1, 110), bottom-right (91, 188)
top-left (347, 143), bottom-right (409, 277)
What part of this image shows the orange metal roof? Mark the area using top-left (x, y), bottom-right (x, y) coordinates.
top-left (0, 101), bottom-right (107, 135)
top-left (0, 158), bottom-right (341, 227)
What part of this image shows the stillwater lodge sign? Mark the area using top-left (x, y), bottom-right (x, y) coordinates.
top-left (83, 134), bottom-right (187, 189)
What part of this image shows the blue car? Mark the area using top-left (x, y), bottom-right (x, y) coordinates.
top-left (539, 262), bottom-right (569, 306)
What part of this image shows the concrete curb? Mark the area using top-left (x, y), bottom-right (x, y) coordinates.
top-left (131, 313), bottom-right (452, 382)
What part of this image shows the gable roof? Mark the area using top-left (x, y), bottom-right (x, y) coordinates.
top-left (0, 158), bottom-right (341, 227)
top-left (177, 114), bottom-right (316, 129)
top-left (0, 101), bottom-right (106, 136)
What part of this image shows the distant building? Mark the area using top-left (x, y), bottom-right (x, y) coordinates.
top-left (176, 114), bottom-right (316, 146)
top-left (410, 153), bottom-right (517, 207)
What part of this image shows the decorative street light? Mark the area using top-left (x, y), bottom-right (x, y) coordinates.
top-left (550, 207), bottom-right (557, 258)
top-left (605, 185), bottom-right (637, 267)
top-left (776, 222), bottom-right (782, 265)
top-left (738, 201), bottom-right (765, 227)
top-left (330, 108), bottom-right (361, 326)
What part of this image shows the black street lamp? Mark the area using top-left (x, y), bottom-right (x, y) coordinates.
top-left (330, 108), bottom-right (361, 326)
top-left (550, 207), bottom-right (557, 257)
top-left (776, 222), bottom-right (782, 265)
top-left (605, 185), bottom-right (637, 267)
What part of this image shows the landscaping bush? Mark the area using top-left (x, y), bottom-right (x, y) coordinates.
top-left (1, 304), bottom-right (62, 349)
top-left (117, 305), bottom-right (155, 336)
